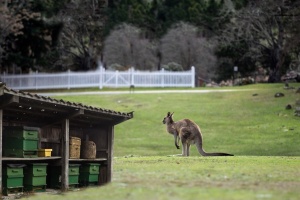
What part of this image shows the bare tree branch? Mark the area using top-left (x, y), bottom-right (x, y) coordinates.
top-left (219, 0), bottom-right (300, 82)
top-left (160, 22), bottom-right (217, 79)
top-left (103, 23), bottom-right (158, 70)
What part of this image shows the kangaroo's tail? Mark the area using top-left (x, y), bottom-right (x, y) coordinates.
top-left (195, 138), bottom-right (234, 156)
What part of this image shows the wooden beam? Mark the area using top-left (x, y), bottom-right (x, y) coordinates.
top-left (42, 109), bottom-right (84, 127)
top-left (18, 98), bottom-right (71, 113)
top-left (107, 126), bottom-right (114, 182)
top-left (0, 95), bottom-right (19, 108)
top-left (40, 138), bottom-right (60, 144)
top-left (0, 83), bottom-right (5, 96)
top-left (0, 109), bottom-right (3, 195)
top-left (3, 107), bottom-right (59, 118)
top-left (0, 88), bottom-right (3, 96)
top-left (61, 119), bottom-right (69, 191)
top-left (67, 109), bottom-right (84, 119)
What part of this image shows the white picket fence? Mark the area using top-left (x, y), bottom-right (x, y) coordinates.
top-left (0, 66), bottom-right (195, 90)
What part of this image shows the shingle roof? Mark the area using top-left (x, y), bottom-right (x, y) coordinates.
top-left (0, 82), bottom-right (133, 127)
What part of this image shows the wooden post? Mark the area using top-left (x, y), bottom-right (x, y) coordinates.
top-left (0, 109), bottom-right (3, 195)
top-left (130, 67), bottom-right (135, 86)
top-left (99, 66), bottom-right (104, 89)
top-left (107, 126), bottom-right (114, 182)
top-left (61, 119), bottom-right (69, 191)
top-left (161, 68), bottom-right (165, 88)
top-left (191, 66), bottom-right (195, 88)
top-left (115, 70), bottom-right (119, 88)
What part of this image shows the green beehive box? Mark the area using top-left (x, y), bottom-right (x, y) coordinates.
top-left (79, 173), bottom-right (99, 185)
top-left (24, 163), bottom-right (48, 190)
top-left (48, 164), bottom-right (80, 188)
top-left (69, 164), bottom-right (80, 175)
top-left (3, 126), bottom-right (39, 139)
top-left (69, 175), bottom-right (79, 185)
top-left (24, 176), bottom-right (47, 187)
top-left (79, 163), bottom-right (100, 186)
top-left (69, 164), bottom-right (80, 185)
top-left (4, 165), bottom-right (24, 177)
top-left (3, 165), bottom-right (25, 195)
top-left (3, 175), bottom-right (24, 195)
top-left (4, 175), bottom-right (24, 188)
top-left (3, 149), bottom-right (38, 158)
top-left (24, 163), bottom-right (47, 176)
top-left (3, 137), bottom-right (38, 151)
top-left (80, 163), bottom-right (100, 174)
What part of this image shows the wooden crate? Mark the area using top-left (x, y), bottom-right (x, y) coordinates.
top-left (38, 149), bottom-right (52, 157)
top-left (69, 137), bottom-right (81, 159)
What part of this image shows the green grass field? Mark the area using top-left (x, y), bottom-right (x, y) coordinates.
top-left (24, 83), bottom-right (300, 200)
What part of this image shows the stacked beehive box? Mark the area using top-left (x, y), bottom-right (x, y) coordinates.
top-left (48, 164), bottom-right (81, 188)
top-left (79, 163), bottom-right (100, 186)
top-left (24, 163), bottom-right (48, 192)
top-left (3, 126), bottom-right (39, 158)
top-left (3, 164), bottom-right (25, 195)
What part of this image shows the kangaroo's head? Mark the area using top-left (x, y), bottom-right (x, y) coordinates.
top-left (162, 112), bottom-right (174, 124)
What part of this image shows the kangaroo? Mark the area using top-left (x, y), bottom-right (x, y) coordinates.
top-left (162, 112), bottom-right (233, 156)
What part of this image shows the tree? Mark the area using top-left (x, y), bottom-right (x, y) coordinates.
top-left (55, 0), bottom-right (107, 71)
top-left (215, 40), bottom-right (255, 82)
top-left (151, 0), bottom-right (232, 38)
top-left (1, 0), bottom-right (65, 73)
top-left (160, 22), bottom-right (217, 79)
top-left (103, 23), bottom-right (158, 70)
top-left (105, 0), bottom-right (232, 40)
top-left (0, 3), bottom-right (23, 71)
top-left (104, 0), bottom-right (150, 37)
top-left (219, 0), bottom-right (300, 82)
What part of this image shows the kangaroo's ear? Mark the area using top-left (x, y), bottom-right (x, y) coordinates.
top-left (167, 112), bottom-right (171, 116)
top-left (170, 112), bottom-right (174, 117)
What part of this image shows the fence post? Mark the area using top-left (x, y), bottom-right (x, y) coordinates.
top-left (99, 66), bottom-right (103, 89)
top-left (35, 70), bottom-right (38, 90)
top-left (116, 70), bottom-right (119, 87)
top-left (2, 72), bottom-right (5, 83)
top-left (67, 69), bottom-right (71, 89)
top-left (191, 66), bottom-right (195, 88)
top-left (161, 68), bottom-right (165, 88)
top-left (131, 67), bottom-right (135, 86)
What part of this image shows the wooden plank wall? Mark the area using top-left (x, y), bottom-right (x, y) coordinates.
top-left (0, 110), bottom-right (2, 192)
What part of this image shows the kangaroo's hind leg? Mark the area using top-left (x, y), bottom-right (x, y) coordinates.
top-left (182, 142), bottom-right (188, 156)
top-left (179, 127), bottom-right (192, 157)
top-left (186, 143), bottom-right (191, 156)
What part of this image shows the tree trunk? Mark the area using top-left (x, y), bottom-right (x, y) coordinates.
top-left (268, 7), bottom-right (285, 83)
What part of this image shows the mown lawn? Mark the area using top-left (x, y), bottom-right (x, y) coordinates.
top-left (27, 156), bottom-right (300, 200)
top-left (24, 83), bottom-right (300, 200)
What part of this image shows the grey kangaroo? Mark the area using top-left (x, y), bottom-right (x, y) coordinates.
top-left (162, 112), bottom-right (233, 156)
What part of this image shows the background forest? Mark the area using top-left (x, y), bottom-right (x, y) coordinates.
top-left (1, 0), bottom-right (300, 83)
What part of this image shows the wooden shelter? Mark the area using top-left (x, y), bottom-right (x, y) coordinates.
top-left (0, 82), bottom-right (133, 194)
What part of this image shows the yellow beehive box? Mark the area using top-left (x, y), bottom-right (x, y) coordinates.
top-left (38, 149), bottom-right (52, 157)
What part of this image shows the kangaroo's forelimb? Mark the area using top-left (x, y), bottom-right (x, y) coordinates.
top-left (174, 134), bottom-right (180, 149)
